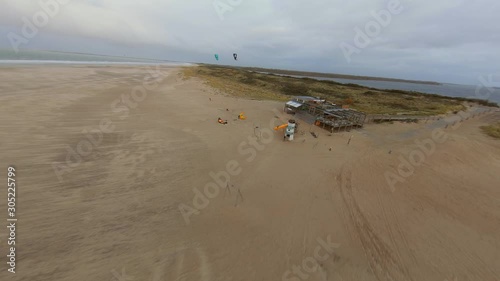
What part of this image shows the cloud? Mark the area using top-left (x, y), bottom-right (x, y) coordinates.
top-left (0, 0), bottom-right (499, 84)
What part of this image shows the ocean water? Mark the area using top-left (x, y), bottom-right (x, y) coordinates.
top-left (0, 49), bottom-right (192, 66)
top-left (257, 72), bottom-right (500, 105)
top-left (320, 77), bottom-right (500, 105)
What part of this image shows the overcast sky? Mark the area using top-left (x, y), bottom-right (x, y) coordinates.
top-left (1, 0), bottom-right (499, 84)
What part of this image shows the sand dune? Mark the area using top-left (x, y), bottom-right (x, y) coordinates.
top-left (0, 65), bottom-right (499, 281)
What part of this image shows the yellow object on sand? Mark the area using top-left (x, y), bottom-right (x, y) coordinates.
top-left (238, 112), bottom-right (247, 120)
top-left (274, 124), bottom-right (287, 130)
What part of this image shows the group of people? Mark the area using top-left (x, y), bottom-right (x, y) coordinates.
top-left (218, 112), bottom-right (245, 125)
top-left (218, 117), bottom-right (228, 125)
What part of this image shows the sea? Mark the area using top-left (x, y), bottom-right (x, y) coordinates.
top-left (1, 49), bottom-right (498, 105)
top-left (0, 48), bottom-right (192, 66)
top-left (257, 72), bottom-right (500, 105)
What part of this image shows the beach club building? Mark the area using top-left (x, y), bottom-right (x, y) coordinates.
top-left (283, 96), bottom-right (366, 132)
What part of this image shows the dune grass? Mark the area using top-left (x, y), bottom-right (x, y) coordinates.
top-left (480, 122), bottom-right (500, 139)
top-left (182, 65), bottom-right (497, 115)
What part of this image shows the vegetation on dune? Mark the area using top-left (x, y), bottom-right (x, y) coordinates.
top-left (182, 66), bottom-right (289, 101)
top-left (182, 65), bottom-right (498, 115)
top-left (236, 66), bottom-right (442, 85)
top-left (480, 122), bottom-right (500, 139)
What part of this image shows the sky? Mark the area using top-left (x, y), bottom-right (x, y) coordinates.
top-left (0, 0), bottom-right (499, 85)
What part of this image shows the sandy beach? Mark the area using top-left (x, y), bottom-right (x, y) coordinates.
top-left (0, 65), bottom-right (499, 281)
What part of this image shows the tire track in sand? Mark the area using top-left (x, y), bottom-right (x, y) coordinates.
top-left (336, 165), bottom-right (413, 281)
top-left (365, 153), bottom-right (420, 279)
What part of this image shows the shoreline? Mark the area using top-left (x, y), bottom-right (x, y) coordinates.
top-left (0, 60), bottom-right (194, 66)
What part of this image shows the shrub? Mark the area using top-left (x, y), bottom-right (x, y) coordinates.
top-left (281, 82), bottom-right (309, 96)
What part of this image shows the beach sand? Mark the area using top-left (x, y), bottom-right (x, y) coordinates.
top-left (0, 65), bottom-right (499, 281)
